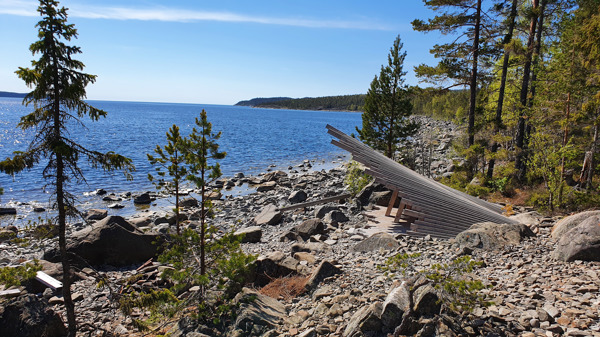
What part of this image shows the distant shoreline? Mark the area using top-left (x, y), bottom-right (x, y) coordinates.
top-left (0, 91), bottom-right (27, 98)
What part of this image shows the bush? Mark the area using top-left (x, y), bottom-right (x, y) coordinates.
top-left (380, 253), bottom-right (490, 314)
top-left (0, 260), bottom-right (41, 287)
top-left (344, 161), bottom-right (373, 196)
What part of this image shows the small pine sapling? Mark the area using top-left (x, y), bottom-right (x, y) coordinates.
top-left (148, 124), bottom-right (188, 234)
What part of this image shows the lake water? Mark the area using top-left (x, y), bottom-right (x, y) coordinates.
top-left (0, 98), bottom-right (361, 225)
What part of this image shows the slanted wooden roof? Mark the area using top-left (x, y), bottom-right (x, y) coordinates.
top-left (327, 124), bottom-right (517, 240)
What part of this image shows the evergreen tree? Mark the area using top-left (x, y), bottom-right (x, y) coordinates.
top-left (0, 1), bottom-right (133, 335)
top-left (148, 124), bottom-right (187, 234)
top-left (412, 0), bottom-right (495, 149)
top-left (357, 35), bottom-right (418, 159)
top-left (185, 109), bottom-right (226, 275)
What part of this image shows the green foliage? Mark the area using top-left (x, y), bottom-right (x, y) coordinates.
top-left (426, 256), bottom-right (490, 313)
top-left (120, 227), bottom-right (256, 328)
top-left (382, 253), bottom-right (490, 314)
top-left (0, 260), bottom-right (41, 287)
top-left (344, 161), bottom-right (373, 196)
top-left (148, 124), bottom-right (188, 233)
top-left (411, 88), bottom-right (469, 122)
top-left (357, 35), bottom-right (419, 159)
top-left (254, 94), bottom-right (366, 111)
top-left (118, 288), bottom-right (179, 318)
top-left (0, 2), bottom-right (135, 333)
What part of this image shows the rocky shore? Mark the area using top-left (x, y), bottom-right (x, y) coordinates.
top-left (1, 116), bottom-right (600, 337)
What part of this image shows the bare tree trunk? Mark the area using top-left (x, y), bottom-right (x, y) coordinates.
top-left (487, 0), bottom-right (519, 179)
top-left (54, 106), bottom-right (77, 336)
top-left (515, 0), bottom-right (539, 182)
top-left (468, 0), bottom-right (482, 148)
top-left (175, 150), bottom-right (180, 235)
top-left (587, 123), bottom-right (598, 190)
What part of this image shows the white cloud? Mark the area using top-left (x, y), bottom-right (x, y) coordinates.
top-left (0, 0), bottom-right (391, 30)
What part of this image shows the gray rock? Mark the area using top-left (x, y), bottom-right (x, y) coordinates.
top-left (354, 181), bottom-right (387, 209)
top-left (85, 208), bottom-right (107, 221)
top-left (381, 282), bottom-right (411, 329)
top-left (294, 218), bottom-right (325, 240)
top-left (233, 288), bottom-right (286, 332)
top-left (413, 284), bottom-right (440, 316)
top-left (353, 232), bottom-right (400, 252)
top-left (133, 192), bottom-right (152, 204)
top-left (0, 207), bottom-right (17, 215)
top-left (552, 215), bottom-right (600, 261)
top-left (253, 251), bottom-right (298, 287)
top-left (129, 216), bottom-right (153, 228)
top-left (314, 205), bottom-right (340, 219)
top-left (0, 294), bottom-right (67, 337)
top-left (454, 222), bottom-right (535, 250)
top-left (263, 170), bottom-right (287, 182)
top-left (0, 229), bottom-right (16, 242)
top-left (235, 226), bottom-right (262, 243)
top-left (343, 302), bottom-right (383, 337)
top-left (551, 210), bottom-right (600, 239)
top-left (326, 210), bottom-right (349, 223)
top-left (510, 211), bottom-right (542, 225)
top-left (288, 190), bottom-right (308, 204)
top-left (305, 260), bottom-right (342, 291)
top-left (257, 181), bottom-right (277, 192)
top-left (43, 215), bottom-right (163, 267)
top-left (180, 197), bottom-right (199, 208)
top-left (254, 204), bottom-right (282, 226)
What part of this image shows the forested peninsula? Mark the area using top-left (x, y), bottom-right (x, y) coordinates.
top-left (235, 94), bottom-right (366, 111)
top-left (0, 91), bottom-right (27, 98)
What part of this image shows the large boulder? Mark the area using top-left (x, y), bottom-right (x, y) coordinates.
top-left (288, 190), bottom-right (308, 204)
top-left (354, 181), bottom-right (388, 209)
top-left (85, 208), bottom-right (107, 221)
top-left (380, 282), bottom-right (411, 330)
top-left (454, 222), bottom-right (535, 250)
top-left (233, 288), bottom-right (287, 333)
top-left (254, 204), bottom-right (282, 226)
top-left (252, 251), bottom-right (299, 287)
top-left (343, 302), bottom-right (383, 337)
top-left (552, 215), bottom-right (600, 261)
top-left (551, 210), bottom-right (600, 239)
top-left (43, 216), bottom-right (162, 266)
top-left (235, 226), bottom-right (262, 243)
top-left (305, 260), bottom-right (342, 291)
top-left (294, 218), bottom-right (325, 240)
top-left (133, 192), bottom-right (152, 204)
top-left (0, 294), bottom-right (67, 337)
top-left (353, 232), bottom-right (399, 252)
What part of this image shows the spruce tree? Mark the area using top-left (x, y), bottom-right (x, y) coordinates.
top-left (0, 1), bottom-right (133, 335)
top-left (357, 35), bottom-right (418, 159)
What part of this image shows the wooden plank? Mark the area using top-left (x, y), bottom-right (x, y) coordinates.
top-left (36, 271), bottom-right (62, 290)
top-left (385, 189), bottom-right (399, 217)
top-left (0, 289), bottom-right (22, 298)
top-left (279, 193), bottom-right (352, 212)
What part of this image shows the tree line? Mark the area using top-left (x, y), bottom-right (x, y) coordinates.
top-left (252, 94), bottom-right (366, 111)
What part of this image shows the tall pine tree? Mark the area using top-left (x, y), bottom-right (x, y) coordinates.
top-left (357, 35), bottom-right (418, 159)
top-left (0, 1), bottom-right (133, 335)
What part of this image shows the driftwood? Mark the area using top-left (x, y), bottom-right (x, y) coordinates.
top-left (279, 193), bottom-right (352, 212)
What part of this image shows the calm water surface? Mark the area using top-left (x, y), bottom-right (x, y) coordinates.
top-left (0, 98), bottom-right (361, 224)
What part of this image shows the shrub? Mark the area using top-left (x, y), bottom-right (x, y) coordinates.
top-left (380, 253), bottom-right (490, 314)
top-left (0, 260), bottom-right (41, 287)
top-left (344, 161), bottom-right (373, 196)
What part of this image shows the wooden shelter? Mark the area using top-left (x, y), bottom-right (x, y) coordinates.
top-left (327, 124), bottom-right (517, 239)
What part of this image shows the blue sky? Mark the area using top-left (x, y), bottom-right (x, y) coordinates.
top-left (0, 0), bottom-right (446, 105)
